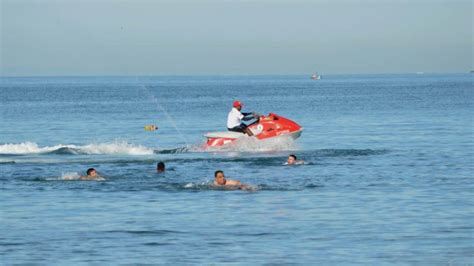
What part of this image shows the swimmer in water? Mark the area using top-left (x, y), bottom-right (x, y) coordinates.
top-left (285, 154), bottom-right (305, 165)
top-left (157, 162), bottom-right (165, 173)
top-left (80, 168), bottom-right (103, 180)
top-left (213, 170), bottom-right (252, 190)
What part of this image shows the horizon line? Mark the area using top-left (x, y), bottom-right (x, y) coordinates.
top-left (0, 71), bottom-right (471, 78)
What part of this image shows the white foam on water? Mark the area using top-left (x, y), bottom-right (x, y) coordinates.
top-left (77, 142), bottom-right (153, 155)
top-left (0, 137), bottom-right (299, 156)
top-left (60, 172), bottom-right (81, 180)
top-left (49, 172), bottom-right (106, 181)
top-left (203, 135), bottom-right (300, 153)
top-left (0, 141), bottom-right (154, 155)
top-left (184, 182), bottom-right (195, 188)
top-left (0, 142), bottom-right (65, 154)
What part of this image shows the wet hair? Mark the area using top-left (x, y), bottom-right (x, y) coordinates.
top-left (289, 154), bottom-right (297, 160)
top-left (214, 170), bottom-right (224, 177)
top-left (157, 162), bottom-right (165, 171)
top-left (86, 168), bottom-right (95, 175)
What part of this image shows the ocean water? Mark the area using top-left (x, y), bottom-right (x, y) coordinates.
top-left (0, 74), bottom-right (472, 264)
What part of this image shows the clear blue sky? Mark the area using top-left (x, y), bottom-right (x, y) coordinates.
top-left (1, 0), bottom-right (472, 76)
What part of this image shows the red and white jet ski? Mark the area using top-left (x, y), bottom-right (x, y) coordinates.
top-left (205, 113), bottom-right (303, 147)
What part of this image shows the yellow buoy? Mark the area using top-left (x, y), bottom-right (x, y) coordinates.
top-left (144, 125), bottom-right (158, 131)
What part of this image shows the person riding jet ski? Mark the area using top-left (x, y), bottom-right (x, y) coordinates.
top-left (227, 100), bottom-right (259, 136)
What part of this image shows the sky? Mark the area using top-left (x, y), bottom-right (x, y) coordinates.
top-left (0, 0), bottom-right (472, 76)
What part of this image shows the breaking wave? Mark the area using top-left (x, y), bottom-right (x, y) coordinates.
top-left (0, 137), bottom-right (299, 157)
top-left (0, 141), bottom-right (154, 155)
top-left (0, 140), bottom-right (387, 161)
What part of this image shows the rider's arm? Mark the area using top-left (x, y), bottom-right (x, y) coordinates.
top-left (241, 112), bottom-right (258, 121)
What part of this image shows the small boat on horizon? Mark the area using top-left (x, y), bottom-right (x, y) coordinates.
top-left (311, 72), bottom-right (321, 80)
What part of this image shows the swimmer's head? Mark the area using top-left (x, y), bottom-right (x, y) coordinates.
top-left (214, 170), bottom-right (226, 185)
top-left (157, 162), bottom-right (165, 172)
top-left (86, 168), bottom-right (96, 177)
top-left (287, 154), bottom-right (297, 165)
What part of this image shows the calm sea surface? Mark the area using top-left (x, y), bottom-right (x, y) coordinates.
top-left (1, 74), bottom-right (473, 264)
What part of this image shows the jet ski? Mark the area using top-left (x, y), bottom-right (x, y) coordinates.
top-left (204, 113), bottom-right (303, 147)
